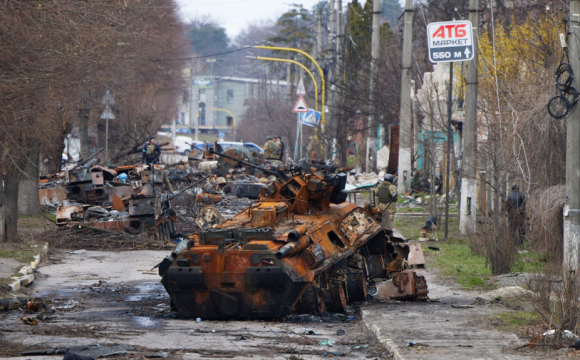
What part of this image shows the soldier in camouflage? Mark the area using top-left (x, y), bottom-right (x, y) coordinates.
top-left (263, 135), bottom-right (278, 159)
top-left (375, 174), bottom-right (398, 231)
top-left (142, 137), bottom-right (161, 167)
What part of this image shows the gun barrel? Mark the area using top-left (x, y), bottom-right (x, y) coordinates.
top-left (210, 149), bottom-right (288, 181)
top-left (72, 148), bottom-right (104, 170)
top-left (161, 175), bottom-right (211, 205)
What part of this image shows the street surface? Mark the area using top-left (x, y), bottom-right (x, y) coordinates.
top-left (0, 240), bottom-right (571, 359)
top-left (0, 250), bottom-right (387, 359)
top-left (362, 269), bottom-right (542, 360)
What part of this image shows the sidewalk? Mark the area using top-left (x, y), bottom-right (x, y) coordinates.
top-left (362, 269), bottom-right (539, 360)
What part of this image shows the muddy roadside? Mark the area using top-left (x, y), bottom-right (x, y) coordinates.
top-left (0, 249), bottom-right (390, 359)
top-left (0, 216), bottom-right (52, 297)
top-left (363, 213), bottom-right (580, 360)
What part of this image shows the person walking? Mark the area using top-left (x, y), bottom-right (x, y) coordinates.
top-left (276, 136), bottom-right (285, 161)
top-left (507, 184), bottom-right (526, 244)
top-left (142, 137), bottom-right (161, 167)
top-left (375, 174), bottom-right (398, 231)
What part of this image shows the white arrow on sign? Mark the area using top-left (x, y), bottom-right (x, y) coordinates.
top-left (100, 104), bottom-right (116, 120)
top-left (300, 110), bottom-right (321, 127)
top-left (296, 78), bottom-right (306, 95)
top-left (464, 47), bottom-right (471, 58)
top-left (293, 96), bottom-right (309, 113)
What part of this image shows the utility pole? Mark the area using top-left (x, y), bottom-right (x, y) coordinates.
top-left (190, 65), bottom-right (198, 142)
top-left (317, 11), bottom-right (323, 62)
top-left (397, 0), bottom-right (414, 195)
top-left (564, 2), bottom-right (580, 274)
top-left (460, 0), bottom-right (479, 235)
top-left (335, 0), bottom-right (346, 165)
top-left (329, 0), bottom-right (335, 45)
top-left (365, 0), bottom-right (381, 173)
top-left (286, 63), bottom-right (292, 98)
top-left (79, 93), bottom-right (90, 160)
top-left (336, 0), bottom-right (342, 58)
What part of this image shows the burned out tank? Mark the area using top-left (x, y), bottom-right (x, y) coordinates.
top-left (159, 155), bottom-right (427, 319)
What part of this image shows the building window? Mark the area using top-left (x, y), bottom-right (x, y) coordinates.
top-left (199, 89), bottom-right (206, 102)
top-left (226, 116), bottom-right (233, 127)
top-left (227, 89), bottom-right (234, 104)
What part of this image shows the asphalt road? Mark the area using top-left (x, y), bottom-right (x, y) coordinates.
top-left (0, 250), bottom-right (389, 359)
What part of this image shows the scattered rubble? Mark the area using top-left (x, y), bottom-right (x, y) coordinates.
top-left (39, 146), bottom-right (292, 244)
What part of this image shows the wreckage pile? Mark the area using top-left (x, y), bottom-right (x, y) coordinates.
top-left (36, 143), bottom-right (431, 320)
top-left (40, 150), bottom-right (182, 240)
top-left (159, 154), bottom-right (429, 319)
top-left (39, 145), bottom-right (298, 242)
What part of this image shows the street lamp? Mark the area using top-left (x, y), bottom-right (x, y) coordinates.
top-left (255, 45), bottom-right (325, 128)
top-left (248, 55), bottom-right (319, 161)
top-left (247, 56), bottom-right (318, 112)
top-left (209, 108), bottom-right (236, 141)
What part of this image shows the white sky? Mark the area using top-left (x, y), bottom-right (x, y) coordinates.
top-left (174, 0), bottom-right (324, 39)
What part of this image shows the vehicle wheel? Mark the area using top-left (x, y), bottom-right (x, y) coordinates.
top-left (184, 150), bottom-right (190, 156)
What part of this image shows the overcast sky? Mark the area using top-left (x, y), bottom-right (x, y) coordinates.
top-left (174, 0), bottom-right (324, 39)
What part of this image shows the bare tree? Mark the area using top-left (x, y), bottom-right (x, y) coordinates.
top-left (0, 0), bottom-right (189, 242)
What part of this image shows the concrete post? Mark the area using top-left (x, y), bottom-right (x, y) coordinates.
top-left (190, 67), bottom-right (198, 141)
top-left (397, 0), bottom-right (414, 194)
top-left (564, 3), bottom-right (580, 274)
top-left (317, 12), bottom-right (323, 62)
top-left (79, 95), bottom-right (90, 160)
top-left (365, 0), bottom-right (381, 173)
top-left (460, 0), bottom-right (479, 235)
top-left (329, 0), bottom-right (336, 44)
top-left (336, 0), bottom-right (342, 57)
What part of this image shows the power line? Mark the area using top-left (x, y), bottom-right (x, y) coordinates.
top-left (151, 2), bottom-right (350, 62)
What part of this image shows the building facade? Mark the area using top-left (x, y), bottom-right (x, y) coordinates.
top-left (175, 74), bottom-right (288, 137)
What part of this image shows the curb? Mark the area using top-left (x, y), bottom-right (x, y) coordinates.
top-left (9, 253), bottom-right (41, 292)
top-left (361, 310), bottom-right (406, 360)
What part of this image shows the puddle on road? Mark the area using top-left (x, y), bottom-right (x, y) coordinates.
top-left (132, 316), bottom-right (160, 327)
top-left (125, 283), bottom-right (168, 302)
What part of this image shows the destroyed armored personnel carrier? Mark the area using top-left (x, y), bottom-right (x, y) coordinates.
top-left (159, 153), bottom-right (427, 319)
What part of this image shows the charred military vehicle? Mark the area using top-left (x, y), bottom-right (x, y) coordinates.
top-left (159, 153), bottom-right (427, 319)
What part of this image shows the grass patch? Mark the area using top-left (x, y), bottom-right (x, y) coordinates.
top-left (395, 214), bottom-right (548, 290)
top-left (513, 251), bottom-right (547, 273)
top-left (426, 241), bottom-right (494, 289)
top-left (396, 216), bottom-right (492, 289)
top-left (496, 310), bottom-right (541, 328)
top-left (394, 216), bottom-right (424, 239)
top-left (41, 212), bottom-right (56, 223)
top-left (0, 248), bottom-right (35, 264)
top-left (400, 207), bottom-right (425, 213)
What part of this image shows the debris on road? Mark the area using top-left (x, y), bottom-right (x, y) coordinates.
top-left (320, 340), bottom-right (336, 346)
top-left (451, 304), bottom-right (475, 309)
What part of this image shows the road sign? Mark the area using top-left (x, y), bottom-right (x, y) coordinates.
top-left (101, 89), bottom-right (116, 105)
top-left (218, 132), bottom-right (225, 138)
top-left (100, 105), bottom-right (115, 120)
top-left (296, 78), bottom-right (306, 95)
top-left (293, 96), bottom-right (309, 113)
top-left (427, 20), bottom-right (473, 63)
top-left (300, 110), bottom-right (321, 127)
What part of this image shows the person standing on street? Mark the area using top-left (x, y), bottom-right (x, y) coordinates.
top-left (507, 184), bottom-right (526, 244)
top-left (276, 136), bottom-right (285, 162)
top-left (375, 174), bottom-right (398, 231)
top-left (142, 137), bottom-right (161, 167)
top-left (263, 135), bottom-right (278, 159)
